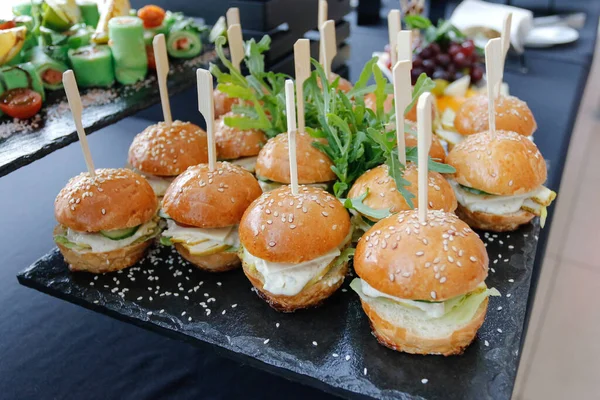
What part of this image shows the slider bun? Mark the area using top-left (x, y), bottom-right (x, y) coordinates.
top-left (454, 95), bottom-right (537, 136)
top-left (162, 162), bottom-right (262, 228)
top-left (239, 186), bottom-right (351, 263)
top-left (403, 129), bottom-right (447, 162)
top-left (354, 209), bottom-right (488, 301)
top-left (242, 256), bottom-right (348, 312)
top-left (215, 112), bottom-right (267, 160)
top-left (214, 88), bottom-right (241, 118)
top-left (456, 204), bottom-right (534, 232)
top-left (364, 93), bottom-right (431, 123)
top-left (128, 120), bottom-right (208, 177)
top-left (347, 164), bottom-right (457, 219)
top-left (255, 131), bottom-right (336, 184)
top-left (318, 73), bottom-right (353, 93)
top-left (360, 295), bottom-right (488, 355)
top-left (175, 244), bottom-right (240, 272)
top-left (447, 130), bottom-right (547, 196)
top-left (55, 168), bottom-right (157, 232)
top-left (54, 225), bottom-right (153, 273)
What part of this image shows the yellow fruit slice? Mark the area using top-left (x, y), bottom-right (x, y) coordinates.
top-left (0, 26), bottom-right (27, 65)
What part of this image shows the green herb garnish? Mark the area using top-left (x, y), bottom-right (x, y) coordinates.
top-left (459, 184), bottom-right (493, 196)
top-left (343, 188), bottom-right (392, 220)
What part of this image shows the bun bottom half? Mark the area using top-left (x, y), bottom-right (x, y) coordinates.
top-left (360, 297), bottom-right (488, 356)
top-left (242, 259), bottom-right (348, 313)
top-left (57, 239), bottom-right (152, 274)
top-left (456, 204), bottom-right (534, 232)
top-left (175, 244), bottom-right (241, 272)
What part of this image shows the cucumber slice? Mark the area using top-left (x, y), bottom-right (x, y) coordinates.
top-left (209, 16), bottom-right (226, 43)
top-left (100, 225), bottom-right (139, 240)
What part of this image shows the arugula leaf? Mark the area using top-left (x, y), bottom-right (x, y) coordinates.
top-left (385, 153), bottom-right (415, 209)
top-left (459, 184), bottom-right (493, 196)
top-left (403, 15), bottom-right (433, 30)
top-left (343, 189), bottom-right (392, 220)
top-left (332, 248), bottom-right (355, 268)
top-left (160, 236), bottom-right (174, 246)
top-left (405, 147), bottom-right (456, 174)
top-left (405, 73), bottom-right (436, 115)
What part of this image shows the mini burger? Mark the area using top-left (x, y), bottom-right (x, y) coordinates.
top-left (351, 209), bottom-right (499, 355)
top-left (213, 88), bottom-right (241, 118)
top-left (239, 186), bottom-right (352, 312)
top-left (364, 93), bottom-right (422, 123)
top-left (53, 168), bottom-right (160, 273)
top-left (436, 94), bottom-right (536, 148)
top-left (254, 131), bottom-right (336, 192)
top-left (215, 111), bottom-right (267, 172)
top-left (128, 120), bottom-right (208, 196)
top-left (446, 130), bottom-right (556, 232)
top-left (160, 162), bottom-right (262, 272)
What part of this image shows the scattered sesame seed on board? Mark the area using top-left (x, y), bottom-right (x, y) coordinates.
top-left (421, 378), bottom-right (428, 384)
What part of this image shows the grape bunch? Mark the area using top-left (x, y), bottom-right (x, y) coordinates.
top-left (410, 39), bottom-right (484, 85)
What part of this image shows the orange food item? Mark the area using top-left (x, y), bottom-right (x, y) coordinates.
top-left (137, 5), bottom-right (166, 29)
top-left (0, 21), bottom-right (16, 30)
top-left (435, 89), bottom-right (478, 114)
top-left (0, 88), bottom-right (42, 119)
top-left (146, 45), bottom-right (156, 70)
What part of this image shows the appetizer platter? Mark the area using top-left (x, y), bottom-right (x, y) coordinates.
top-left (18, 4), bottom-right (556, 400)
top-left (0, 0), bottom-right (218, 177)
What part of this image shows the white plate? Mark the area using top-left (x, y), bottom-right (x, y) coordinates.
top-left (525, 26), bottom-right (579, 48)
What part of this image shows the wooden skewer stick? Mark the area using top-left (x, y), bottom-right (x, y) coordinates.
top-left (500, 12), bottom-right (513, 88)
top-left (388, 10), bottom-right (401, 67)
top-left (227, 24), bottom-right (244, 73)
top-left (393, 61), bottom-right (411, 166)
top-left (318, 0), bottom-right (328, 65)
top-left (226, 7), bottom-right (240, 27)
top-left (319, 20), bottom-right (336, 81)
top-left (485, 38), bottom-right (503, 137)
top-left (294, 39), bottom-right (310, 134)
top-left (417, 92), bottom-right (433, 223)
top-left (63, 70), bottom-right (95, 177)
top-left (153, 34), bottom-right (172, 127)
top-left (397, 30), bottom-right (412, 68)
top-left (285, 80), bottom-right (298, 195)
top-left (196, 69), bottom-right (217, 171)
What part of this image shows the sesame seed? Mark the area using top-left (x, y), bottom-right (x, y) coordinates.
top-left (264, 339), bottom-right (270, 344)
top-left (470, 256), bottom-right (477, 262)
top-left (440, 277), bottom-right (447, 283)
top-left (416, 251), bottom-right (424, 256)
top-left (430, 291), bottom-right (437, 299)
top-left (421, 379), bottom-right (428, 384)
top-left (332, 353), bottom-right (338, 357)
top-left (484, 340), bottom-right (489, 347)
top-left (497, 328), bottom-right (503, 333)
top-left (268, 241), bottom-right (276, 247)
top-left (345, 355), bottom-right (351, 361)
top-left (312, 341), bottom-right (318, 346)
top-left (364, 368), bottom-right (367, 375)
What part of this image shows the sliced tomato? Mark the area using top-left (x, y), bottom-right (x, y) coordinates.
top-left (0, 21), bottom-right (16, 30)
top-left (175, 37), bottom-right (190, 50)
top-left (0, 88), bottom-right (43, 119)
top-left (146, 45), bottom-right (156, 70)
top-left (41, 69), bottom-right (63, 85)
top-left (138, 5), bottom-right (166, 29)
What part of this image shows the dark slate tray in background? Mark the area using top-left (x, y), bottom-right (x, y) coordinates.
top-left (18, 222), bottom-right (540, 400)
top-left (0, 48), bottom-right (217, 178)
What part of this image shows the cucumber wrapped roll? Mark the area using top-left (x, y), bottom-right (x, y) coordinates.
top-left (77, 0), bottom-right (100, 28)
top-left (28, 47), bottom-right (68, 90)
top-left (66, 24), bottom-right (93, 48)
top-left (166, 18), bottom-right (204, 59)
top-left (0, 62), bottom-right (45, 117)
top-left (12, 2), bottom-right (41, 17)
top-left (108, 16), bottom-right (147, 85)
top-left (68, 45), bottom-right (115, 87)
top-left (93, 0), bottom-right (131, 44)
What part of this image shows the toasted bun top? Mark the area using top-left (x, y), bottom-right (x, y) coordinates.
top-left (239, 186), bottom-right (351, 263)
top-left (215, 112), bottom-right (267, 160)
top-left (354, 209), bottom-right (488, 301)
top-left (404, 130), bottom-right (446, 162)
top-left (255, 131), bottom-right (336, 184)
top-left (364, 93), bottom-right (422, 123)
top-left (162, 162), bottom-right (262, 228)
top-left (128, 120), bottom-right (208, 177)
top-left (347, 164), bottom-right (457, 218)
top-left (454, 95), bottom-right (537, 136)
top-left (446, 130), bottom-right (547, 196)
top-left (55, 168), bottom-right (157, 232)
top-left (214, 88), bottom-right (241, 118)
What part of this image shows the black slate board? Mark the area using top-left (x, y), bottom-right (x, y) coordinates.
top-left (17, 222), bottom-right (540, 400)
top-left (0, 48), bottom-right (218, 178)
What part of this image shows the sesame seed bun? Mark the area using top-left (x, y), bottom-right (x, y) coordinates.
top-left (54, 168), bottom-right (158, 233)
top-left (162, 162), bottom-right (262, 228)
top-left (364, 93), bottom-right (430, 123)
top-left (215, 112), bottom-right (267, 160)
top-left (174, 245), bottom-right (241, 272)
top-left (403, 131), bottom-right (446, 162)
top-left (454, 95), bottom-right (537, 136)
top-left (446, 130), bottom-right (547, 196)
top-left (214, 88), bottom-right (241, 118)
top-left (54, 225), bottom-right (152, 273)
top-left (354, 210), bottom-right (488, 301)
top-left (255, 131), bottom-right (336, 184)
top-left (456, 204), bottom-right (535, 232)
top-left (360, 294), bottom-right (488, 355)
top-left (242, 256), bottom-right (349, 312)
top-left (239, 186), bottom-right (351, 263)
top-left (347, 164), bottom-right (457, 219)
top-left (128, 120), bottom-right (208, 177)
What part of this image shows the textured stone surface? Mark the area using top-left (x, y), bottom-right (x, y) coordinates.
top-left (18, 223), bottom-right (539, 400)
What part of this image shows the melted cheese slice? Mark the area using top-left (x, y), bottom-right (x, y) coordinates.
top-left (66, 219), bottom-right (158, 253)
top-left (360, 279), bottom-right (447, 318)
top-left (243, 247), bottom-right (341, 296)
top-left (162, 219), bottom-right (239, 248)
top-left (230, 156), bottom-right (258, 173)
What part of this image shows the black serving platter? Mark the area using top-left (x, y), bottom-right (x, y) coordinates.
top-left (18, 222), bottom-right (540, 400)
top-left (0, 48), bottom-right (218, 178)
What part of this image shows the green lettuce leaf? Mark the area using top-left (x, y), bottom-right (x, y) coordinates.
top-left (343, 188), bottom-right (391, 220)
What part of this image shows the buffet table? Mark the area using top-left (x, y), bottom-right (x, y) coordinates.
top-left (1, 3), bottom-right (598, 400)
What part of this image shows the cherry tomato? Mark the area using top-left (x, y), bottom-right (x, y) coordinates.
top-left (0, 88), bottom-right (43, 119)
top-left (137, 5), bottom-right (166, 29)
top-left (0, 21), bottom-right (16, 30)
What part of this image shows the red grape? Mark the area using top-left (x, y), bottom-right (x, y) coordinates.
top-left (435, 53), bottom-right (451, 66)
top-left (432, 69), bottom-right (450, 80)
top-left (461, 40), bottom-right (475, 57)
top-left (453, 52), bottom-right (469, 68)
top-left (411, 67), bottom-right (424, 85)
top-left (412, 56), bottom-right (423, 68)
top-left (420, 47), bottom-right (433, 59)
top-left (422, 59), bottom-right (435, 75)
top-left (448, 43), bottom-right (462, 57)
top-left (470, 65), bottom-right (484, 82)
top-left (429, 43), bottom-right (441, 56)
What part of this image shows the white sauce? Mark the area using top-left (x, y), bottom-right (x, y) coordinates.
top-left (162, 220), bottom-right (239, 247)
top-left (66, 220), bottom-right (158, 253)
